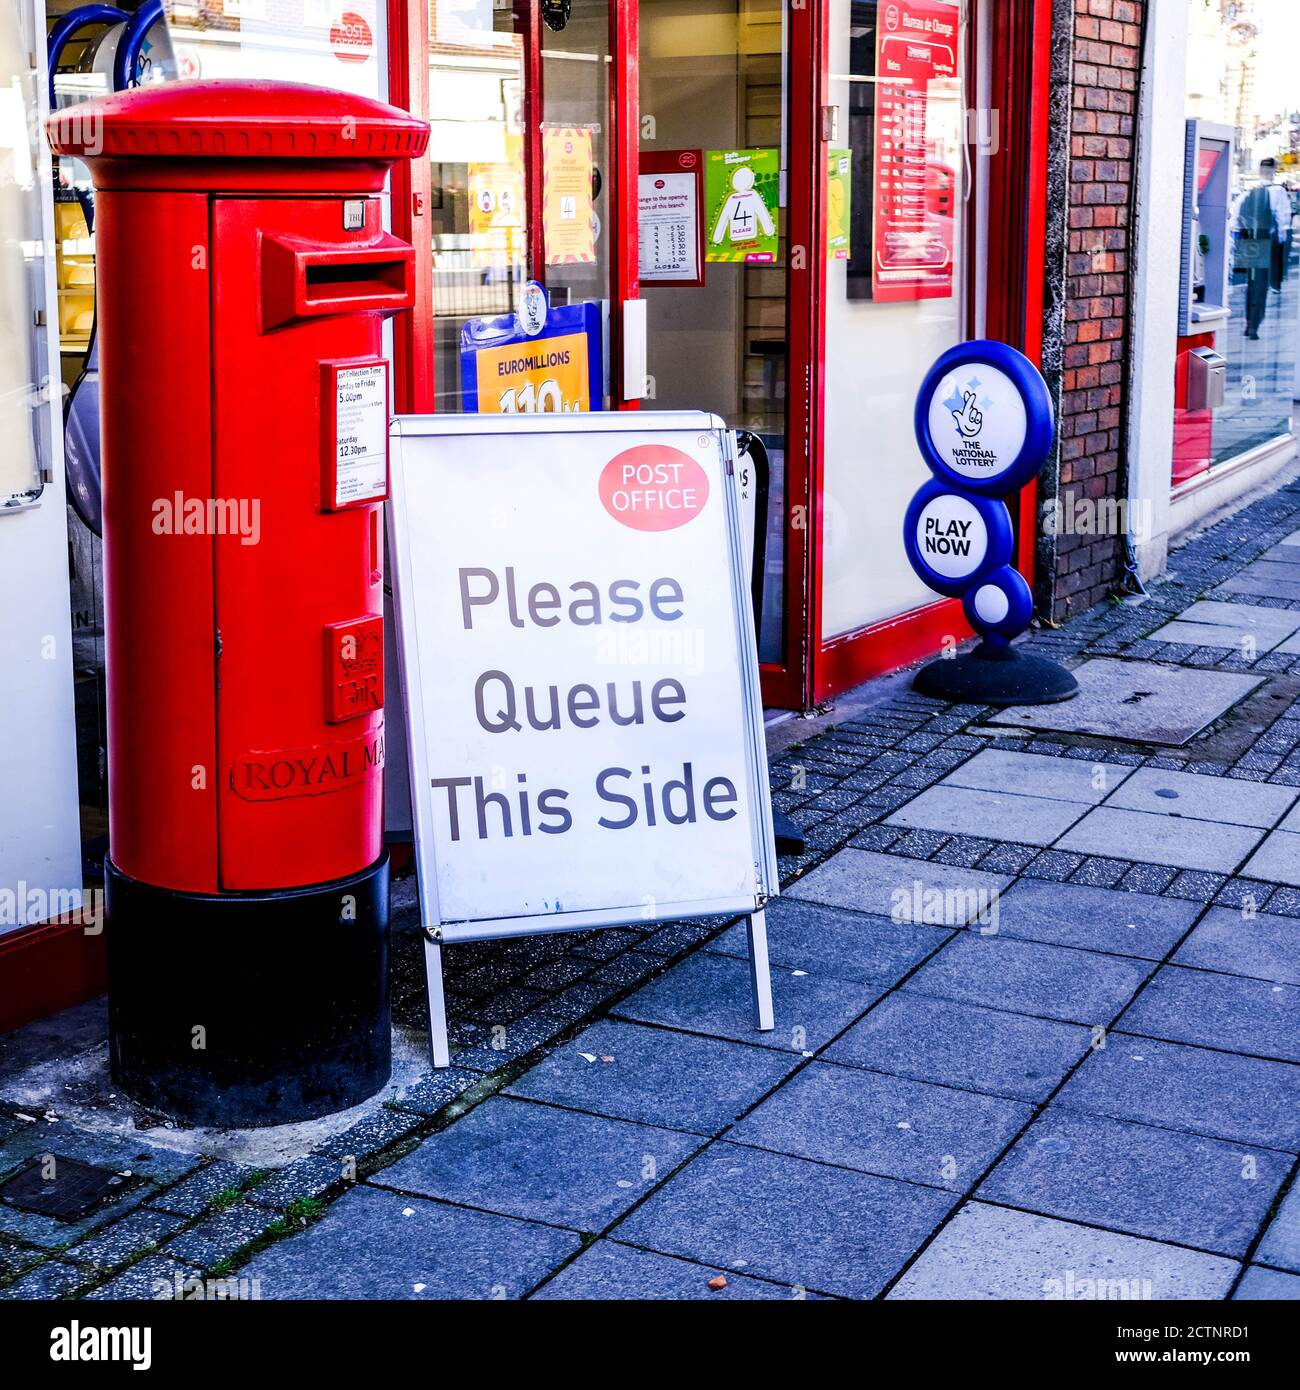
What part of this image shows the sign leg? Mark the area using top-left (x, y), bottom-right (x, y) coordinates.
top-left (423, 936), bottom-right (451, 1068)
top-left (746, 910), bottom-right (774, 1032)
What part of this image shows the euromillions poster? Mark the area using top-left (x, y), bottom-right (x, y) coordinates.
top-left (872, 0), bottom-right (960, 301)
top-left (705, 147), bottom-right (779, 263)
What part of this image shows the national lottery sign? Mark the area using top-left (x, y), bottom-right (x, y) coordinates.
top-left (387, 411), bottom-right (777, 940)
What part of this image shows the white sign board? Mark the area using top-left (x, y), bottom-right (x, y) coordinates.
top-left (388, 412), bottom-right (777, 950)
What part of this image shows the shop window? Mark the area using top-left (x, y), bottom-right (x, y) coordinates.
top-left (1180, 0), bottom-right (1298, 478)
top-left (821, 0), bottom-right (973, 638)
top-left (1, 3), bottom-right (51, 509)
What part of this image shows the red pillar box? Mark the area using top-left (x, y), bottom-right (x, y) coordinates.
top-left (48, 82), bottom-right (428, 1126)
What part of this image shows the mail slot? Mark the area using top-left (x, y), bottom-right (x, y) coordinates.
top-left (48, 80), bottom-right (429, 1127)
top-left (1187, 347), bottom-right (1227, 412)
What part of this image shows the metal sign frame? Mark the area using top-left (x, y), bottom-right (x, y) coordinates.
top-left (387, 410), bottom-right (777, 1066)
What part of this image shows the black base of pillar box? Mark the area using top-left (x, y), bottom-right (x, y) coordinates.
top-left (913, 641), bottom-right (1080, 707)
top-left (105, 854), bottom-right (390, 1128)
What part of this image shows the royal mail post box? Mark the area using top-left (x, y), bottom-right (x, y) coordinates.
top-left (49, 81), bottom-right (428, 1126)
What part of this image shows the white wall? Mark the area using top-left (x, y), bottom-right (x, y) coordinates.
top-left (1126, 0), bottom-right (1189, 578)
top-left (0, 0), bottom-right (82, 930)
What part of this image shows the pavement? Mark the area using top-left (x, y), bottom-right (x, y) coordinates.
top-left (5, 473), bottom-right (1300, 1300)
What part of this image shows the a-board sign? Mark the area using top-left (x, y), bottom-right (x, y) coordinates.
top-left (388, 412), bottom-right (778, 1062)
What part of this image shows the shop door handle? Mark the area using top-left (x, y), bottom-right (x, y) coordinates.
top-left (622, 299), bottom-right (648, 401)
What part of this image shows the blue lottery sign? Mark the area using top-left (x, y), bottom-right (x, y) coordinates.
top-left (914, 340), bottom-right (1054, 499)
top-left (905, 339), bottom-right (1054, 642)
top-left (903, 479), bottom-right (1013, 599)
top-left (961, 564), bottom-right (1034, 641)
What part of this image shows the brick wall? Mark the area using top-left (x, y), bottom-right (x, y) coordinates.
top-left (1048, 0), bottom-right (1144, 620)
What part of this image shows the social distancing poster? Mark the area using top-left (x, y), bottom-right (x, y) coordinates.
top-left (542, 126), bottom-right (596, 266)
top-left (705, 147), bottom-right (779, 263)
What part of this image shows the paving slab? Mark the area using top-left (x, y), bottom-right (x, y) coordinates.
top-left (239, 1185), bottom-right (579, 1300)
top-left (1172, 907), bottom-right (1300, 985)
top-left (978, 1109), bottom-right (1286, 1256)
top-left (531, 1240), bottom-right (815, 1300)
top-left (63, 1208), bottom-right (186, 1271)
top-left (1162, 600), bottom-right (1300, 643)
top-left (1233, 1266), bottom-right (1300, 1299)
top-left (83, 1256), bottom-right (201, 1302)
top-left (1058, 1034), bottom-right (1300, 1152)
top-left (615, 1142), bottom-right (955, 1299)
top-left (164, 1202), bottom-right (280, 1271)
top-left (886, 783), bottom-right (1091, 847)
top-left (888, 1201), bottom-right (1238, 1300)
top-left (612, 949), bottom-right (876, 1053)
top-left (706, 897), bottom-right (950, 986)
top-left (824, 993), bottom-right (1091, 1101)
top-left (1241, 829), bottom-right (1300, 887)
top-left (784, 849), bottom-right (1010, 923)
top-left (993, 880), bottom-right (1201, 959)
top-left (1219, 572), bottom-right (1300, 602)
top-left (942, 748), bottom-right (1132, 803)
top-left (1056, 806), bottom-right (1264, 873)
top-left (1146, 620), bottom-right (1274, 650)
top-left (1103, 767), bottom-right (1297, 829)
top-left (504, 1020), bottom-right (797, 1135)
top-left (904, 934), bottom-right (1153, 1025)
top-left (1260, 542), bottom-right (1300, 565)
top-left (729, 1062), bottom-right (1029, 1190)
top-left (1119, 965), bottom-right (1300, 1064)
top-left (1256, 1180), bottom-right (1300, 1273)
top-left (987, 659), bottom-right (1262, 747)
top-left (376, 1096), bottom-right (701, 1231)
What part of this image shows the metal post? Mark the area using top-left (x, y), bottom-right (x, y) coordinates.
top-left (424, 935), bottom-right (450, 1068)
top-left (746, 910), bottom-right (774, 1032)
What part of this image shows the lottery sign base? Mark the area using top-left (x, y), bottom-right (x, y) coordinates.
top-left (913, 641), bottom-right (1080, 707)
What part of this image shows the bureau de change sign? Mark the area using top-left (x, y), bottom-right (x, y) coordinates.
top-left (388, 411), bottom-right (778, 1065)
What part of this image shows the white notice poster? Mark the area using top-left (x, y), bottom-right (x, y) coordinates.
top-left (638, 170), bottom-right (701, 283)
top-left (388, 412), bottom-right (776, 939)
top-left (334, 363), bottom-right (388, 506)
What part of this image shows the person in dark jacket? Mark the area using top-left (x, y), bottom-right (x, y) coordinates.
top-left (1234, 158), bottom-right (1292, 339)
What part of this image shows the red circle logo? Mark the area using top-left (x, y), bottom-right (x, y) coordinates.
top-left (679, 151), bottom-right (697, 168)
top-left (599, 445), bottom-right (709, 531)
top-left (331, 12), bottom-right (373, 63)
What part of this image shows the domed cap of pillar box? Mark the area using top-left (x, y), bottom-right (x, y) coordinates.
top-left (48, 79), bottom-right (430, 193)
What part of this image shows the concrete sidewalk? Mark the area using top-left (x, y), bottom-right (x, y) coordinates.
top-left (4, 478), bottom-right (1300, 1300)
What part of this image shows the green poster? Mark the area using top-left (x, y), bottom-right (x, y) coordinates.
top-left (705, 147), bottom-right (780, 263)
top-left (827, 148), bottom-right (852, 260)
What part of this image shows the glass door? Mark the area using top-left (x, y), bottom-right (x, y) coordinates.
top-left (637, 0), bottom-right (797, 691)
